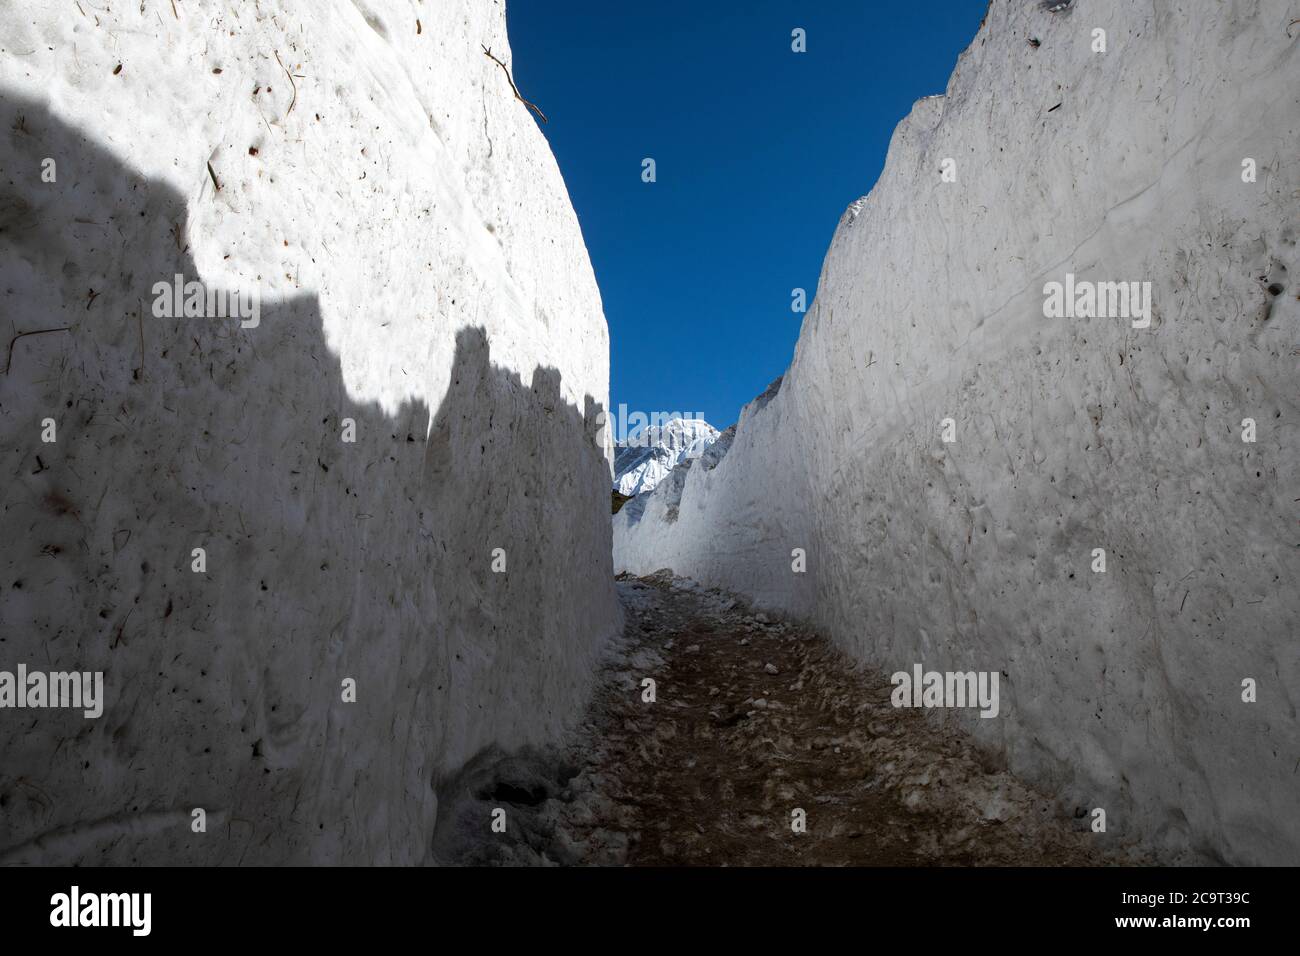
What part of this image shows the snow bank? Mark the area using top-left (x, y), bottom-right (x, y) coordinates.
top-left (616, 0), bottom-right (1299, 864)
top-left (0, 0), bottom-right (618, 863)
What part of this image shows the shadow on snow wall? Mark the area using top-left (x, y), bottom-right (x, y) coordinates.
top-left (0, 92), bottom-right (616, 864)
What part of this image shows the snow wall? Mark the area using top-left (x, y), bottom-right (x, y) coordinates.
top-left (0, 0), bottom-right (619, 863)
top-left (615, 0), bottom-right (1299, 865)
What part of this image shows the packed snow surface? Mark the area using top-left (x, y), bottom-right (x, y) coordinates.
top-left (616, 0), bottom-right (1299, 865)
top-left (613, 418), bottom-right (719, 496)
top-left (0, 0), bottom-right (618, 863)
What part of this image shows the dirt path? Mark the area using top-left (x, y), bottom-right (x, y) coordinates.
top-left (436, 573), bottom-right (1135, 866)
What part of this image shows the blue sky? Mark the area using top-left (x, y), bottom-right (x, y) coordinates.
top-left (507, 0), bottom-right (988, 430)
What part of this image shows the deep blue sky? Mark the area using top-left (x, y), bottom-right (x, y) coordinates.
top-left (507, 0), bottom-right (988, 430)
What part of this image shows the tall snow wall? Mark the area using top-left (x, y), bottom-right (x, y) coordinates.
top-left (615, 0), bottom-right (1299, 865)
top-left (0, 0), bottom-right (619, 864)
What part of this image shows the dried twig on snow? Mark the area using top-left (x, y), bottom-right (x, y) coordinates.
top-left (4, 327), bottom-right (71, 375)
top-left (274, 50), bottom-right (298, 116)
top-left (481, 45), bottom-right (547, 123)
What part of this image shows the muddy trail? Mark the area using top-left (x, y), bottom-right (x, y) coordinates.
top-left (435, 573), bottom-right (1140, 866)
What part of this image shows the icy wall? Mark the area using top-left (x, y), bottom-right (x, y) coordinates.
top-left (0, 0), bottom-right (618, 863)
top-left (616, 0), bottom-right (1299, 864)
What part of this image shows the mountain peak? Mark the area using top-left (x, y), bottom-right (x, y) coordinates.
top-left (614, 417), bottom-right (718, 496)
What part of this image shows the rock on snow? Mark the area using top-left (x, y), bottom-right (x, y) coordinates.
top-left (615, 1), bottom-right (1299, 865)
top-left (0, 0), bottom-right (619, 863)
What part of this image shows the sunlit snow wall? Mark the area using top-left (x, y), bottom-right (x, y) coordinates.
top-left (0, 0), bottom-right (618, 864)
top-left (615, 0), bottom-right (1299, 865)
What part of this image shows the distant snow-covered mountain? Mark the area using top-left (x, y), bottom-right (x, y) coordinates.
top-left (613, 418), bottom-right (719, 496)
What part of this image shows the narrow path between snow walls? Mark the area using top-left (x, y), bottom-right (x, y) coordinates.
top-left (615, 1), bottom-right (1300, 865)
top-left (437, 575), bottom-right (1159, 866)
